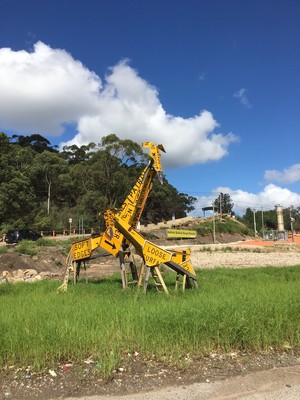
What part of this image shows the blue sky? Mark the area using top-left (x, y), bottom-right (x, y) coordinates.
top-left (0, 0), bottom-right (299, 216)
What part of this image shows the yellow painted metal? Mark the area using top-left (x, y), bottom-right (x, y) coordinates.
top-left (170, 248), bottom-right (190, 263)
top-left (179, 259), bottom-right (196, 276)
top-left (142, 142), bottom-right (165, 173)
top-left (115, 218), bottom-right (197, 280)
top-left (98, 227), bottom-right (123, 257)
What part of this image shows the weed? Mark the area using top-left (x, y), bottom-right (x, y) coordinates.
top-left (36, 238), bottom-right (58, 247)
top-left (0, 266), bottom-right (299, 376)
top-left (14, 240), bottom-right (38, 256)
top-left (0, 246), bottom-right (8, 254)
top-left (197, 246), bottom-right (265, 254)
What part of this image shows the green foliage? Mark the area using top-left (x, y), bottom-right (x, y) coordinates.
top-left (241, 207), bottom-right (300, 233)
top-left (0, 246), bottom-right (8, 254)
top-left (0, 266), bottom-right (299, 375)
top-left (0, 132), bottom-right (195, 232)
top-left (213, 193), bottom-right (234, 215)
top-left (61, 142), bottom-right (96, 164)
top-left (14, 240), bottom-right (38, 256)
top-left (35, 238), bottom-right (59, 247)
top-left (10, 133), bottom-right (58, 153)
top-left (242, 208), bottom-right (278, 232)
top-left (196, 224), bottom-right (212, 236)
top-left (0, 175), bottom-right (37, 224)
top-left (195, 216), bottom-right (251, 236)
top-left (145, 179), bottom-right (196, 223)
top-left (34, 214), bottom-right (56, 231)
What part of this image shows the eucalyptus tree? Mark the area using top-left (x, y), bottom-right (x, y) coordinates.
top-left (61, 142), bottom-right (96, 164)
top-left (0, 133), bottom-right (38, 226)
top-left (31, 151), bottom-right (68, 215)
top-left (213, 193), bottom-right (234, 215)
top-left (10, 133), bottom-right (58, 153)
top-left (145, 178), bottom-right (196, 223)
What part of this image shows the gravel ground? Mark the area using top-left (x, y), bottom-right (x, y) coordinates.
top-left (189, 244), bottom-right (300, 269)
top-left (66, 365), bottom-right (300, 400)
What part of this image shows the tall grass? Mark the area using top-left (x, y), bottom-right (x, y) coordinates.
top-left (14, 240), bottom-right (38, 256)
top-left (0, 266), bottom-right (299, 376)
top-left (0, 246), bottom-right (7, 254)
top-left (10, 238), bottom-right (73, 256)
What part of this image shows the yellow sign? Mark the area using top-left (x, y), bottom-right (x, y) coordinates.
top-left (72, 239), bottom-right (92, 261)
top-left (180, 260), bottom-right (196, 275)
top-left (171, 249), bottom-right (191, 264)
top-left (166, 229), bottom-right (197, 239)
top-left (99, 236), bottom-right (120, 257)
top-left (143, 242), bottom-right (171, 267)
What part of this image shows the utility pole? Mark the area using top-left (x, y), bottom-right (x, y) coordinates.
top-left (253, 209), bottom-right (257, 238)
top-left (290, 206), bottom-right (295, 242)
top-left (46, 177), bottom-right (51, 215)
top-left (219, 192), bottom-right (222, 219)
top-left (78, 216), bottom-right (84, 236)
top-left (261, 208), bottom-right (264, 231)
top-left (212, 202), bottom-right (216, 243)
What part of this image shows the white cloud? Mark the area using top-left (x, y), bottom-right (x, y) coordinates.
top-left (233, 88), bottom-right (252, 109)
top-left (0, 41), bottom-right (101, 135)
top-left (264, 164), bottom-right (300, 184)
top-left (0, 42), bottom-right (238, 168)
top-left (192, 184), bottom-right (300, 216)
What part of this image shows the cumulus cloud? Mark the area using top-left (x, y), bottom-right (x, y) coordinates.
top-left (0, 42), bottom-right (238, 168)
top-left (264, 164), bottom-right (300, 184)
top-left (233, 88), bottom-right (252, 109)
top-left (192, 184), bottom-right (300, 216)
top-left (0, 41), bottom-right (101, 135)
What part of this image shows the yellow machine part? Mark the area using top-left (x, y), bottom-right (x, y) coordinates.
top-left (115, 218), bottom-right (197, 279)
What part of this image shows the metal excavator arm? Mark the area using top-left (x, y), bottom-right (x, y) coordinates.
top-left (114, 217), bottom-right (198, 293)
top-left (92, 142), bottom-right (166, 256)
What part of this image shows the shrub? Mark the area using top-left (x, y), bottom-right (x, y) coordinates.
top-left (14, 240), bottom-right (38, 256)
top-left (0, 246), bottom-right (8, 254)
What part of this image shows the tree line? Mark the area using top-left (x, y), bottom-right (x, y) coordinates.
top-left (242, 206), bottom-right (300, 233)
top-left (0, 132), bottom-right (196, 234)
top-left (212, 193), bottom-right (300, 234)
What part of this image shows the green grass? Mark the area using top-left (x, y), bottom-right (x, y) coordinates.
top-left (11, 238), bottom-right (73, 257)
top-left (0, 266), bottom-right (300, 377)
top-left (0, 245), bottom-right (7, 254)
top-left (14, 240), bottom-right (38, 256)
top-left (36, 238), bottom-right (60, 247)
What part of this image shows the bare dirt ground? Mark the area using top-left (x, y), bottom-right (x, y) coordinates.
top-left (1, 232), bottom-right (300, 399)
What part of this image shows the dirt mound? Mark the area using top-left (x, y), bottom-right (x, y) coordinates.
top-left (142, 229), bottom-right (250, 246)
top-left (0, 246), bottom-right (66, 277)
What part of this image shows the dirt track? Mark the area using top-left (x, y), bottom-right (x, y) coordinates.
top-left (66, 365), bottom-right (300, 400)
